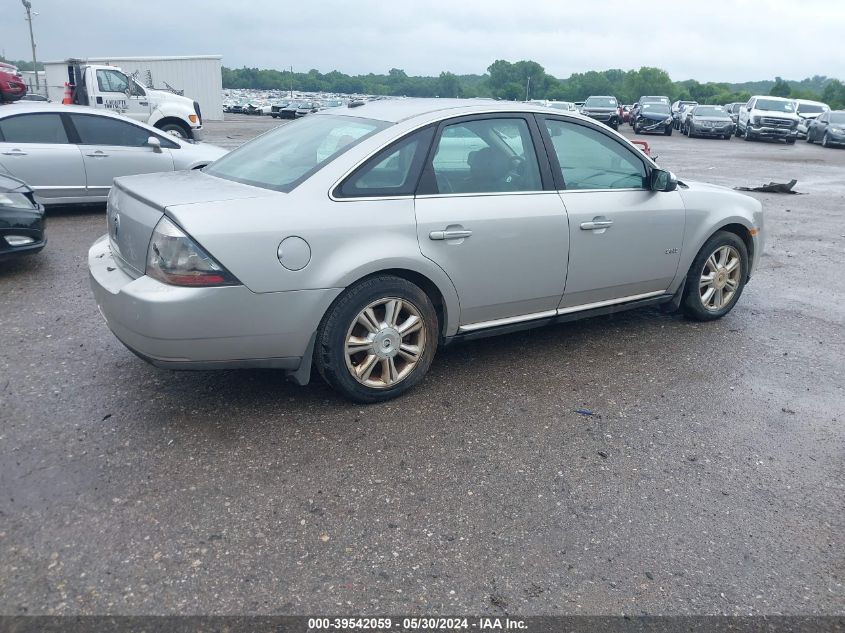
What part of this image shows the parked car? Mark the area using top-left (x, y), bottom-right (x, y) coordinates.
top-left (794, 99), bottom-right (830, 139)
top-left (0, 103), bottom-right (228, 205)
top-left (278, 102), bottom-right (304, 119)
top-left (0, 63), bottom-right (27, 103)
top-left (580, 95), bottom-right (620, 129)
top-left (724, 102), bottom-right (744, 124)
top-left (618, 104), bottom-right (631, 123)
top-left (630, 96), bottom-right (670, 126)
top-left (736, 96), bottom-right (799, 143)
top-left (685, 105), bottom-right (735, 139)
top-left (671, 100), bottom-right (698, 129)
top-left (89, 99), bottom-right (764, 402)
top-left (805, 110), bottom-right (845, 147)
top-left (0, 172), bottom-right (45, 260)
top-left (677, 103), bottom-right (698, 133)
top-left (295, 102), bottom-right (321, 118)
top-left (632, 102), bottom-right (673, 135)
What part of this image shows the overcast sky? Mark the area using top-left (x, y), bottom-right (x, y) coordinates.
top-left (1, 0), bottom-right (842, 83)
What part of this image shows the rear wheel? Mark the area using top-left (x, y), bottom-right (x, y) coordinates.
top-left (315, 276), bottom-right (439, 403)
top-left (681, 231), bottom-right (748, 321)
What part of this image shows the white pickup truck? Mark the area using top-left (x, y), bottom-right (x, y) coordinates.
top-left (44, 60), bottom-right (203, 139)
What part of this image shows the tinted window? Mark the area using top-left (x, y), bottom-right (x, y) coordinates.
top-left (427, 118), bottom-right (542, 194)
top-left (70, 114), bottom-right (162, 147)
top-left (830, 113), bottom-right (845, 124)
top-left (544, 119), bottom-right (646, 190)
top-left (97, 69), bottom-right (130, 93)
top-left (205, 114), bottom-right (389, 193)
top-left (337, 126), bottom-right (434, 198)
top-left (0, 113), bottom-right (69, 144)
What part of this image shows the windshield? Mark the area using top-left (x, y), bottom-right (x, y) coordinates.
top-left (585, 97), bottom-right (617, 108)
top-left (694, 106), bottom-right (727, 117)
top-left (641, 96), bottom-right (669, 105)
top-left (830, 113), bottom-right (845, 124)
top-left (756, 99), bottom-right (795, 113)
top-left (798, 103), bottom-right (827, 114)
top-left (642, 103), bottom-right (670, 114)
top-left (205, 114), bottom-right (390, 192)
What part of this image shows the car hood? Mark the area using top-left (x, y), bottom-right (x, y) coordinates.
top-left (693, 115), bottom-right (732, 122)
top-left (583, 107), bottom-right (616, 113)
top-left (641, 111), bottom-right (671, 121)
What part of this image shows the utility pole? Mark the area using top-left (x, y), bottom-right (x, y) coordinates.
top-left (290, 65), bottom-right (293, 98)
top-left (21, 0), bottom-right (39, 92)
top-left (525, 76), bottom-right (531, 102)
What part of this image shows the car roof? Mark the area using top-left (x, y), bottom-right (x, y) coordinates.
top-left (0, 101), bottom-right (140, 121)
top-left (313, 98), bottom-right (586, 123)
top-left (794, 99), bottom-right (828, 106)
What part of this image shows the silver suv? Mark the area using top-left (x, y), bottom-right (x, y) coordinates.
top-left (736, 96), bottom-right (800, 143)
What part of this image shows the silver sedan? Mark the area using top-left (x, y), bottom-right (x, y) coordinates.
top-left (0, 103), bottom-right (227, 205)
top-left (89, 99), bottom-right (764, 402)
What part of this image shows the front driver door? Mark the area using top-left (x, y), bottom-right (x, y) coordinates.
top-left (414, 115), bottom-right (569, 329)
top-left (67, 113), bottom-right (174, 200)
top-left (539, 116), bottom-right (685, 309)
top-left (94, 68), bottom-right (151, 122)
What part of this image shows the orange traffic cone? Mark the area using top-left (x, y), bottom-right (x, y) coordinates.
top-left (62, 82), bottom-right (72, 104)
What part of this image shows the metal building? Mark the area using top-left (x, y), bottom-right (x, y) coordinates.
top-left (44, 55), bottom-right (224, 120)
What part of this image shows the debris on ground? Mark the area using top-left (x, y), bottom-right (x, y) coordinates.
top-left (734, 179), bottom-right (803, 194)
top-left (575, 409), bottom-right (598, 417)
top-left (597, 450), bottom-right (609, 459)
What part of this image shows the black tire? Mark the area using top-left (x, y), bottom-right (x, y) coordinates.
top-left (681, 231), bottom-right (749, 322)
top-left (724, 134), bottom-right (731, 140)
top-left (786, 138), bottom-right (795, 145)
top-left (664, 125), bottom-right (672, 136)
top-left (633, 122), bottom-right (640, 133)
top-left (158, 122), bottom-right (191, 139)
top-left (743, 126), bottom-right (753, 141)
top-left (314, 275), bottom-right (439, 403)
top-left (822, 133), bottom-right (830, 148)
top-left (806, 130), bottom-right (813, 143)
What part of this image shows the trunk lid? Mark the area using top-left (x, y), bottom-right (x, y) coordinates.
top-left (107, 170), bottom-right (276, 276)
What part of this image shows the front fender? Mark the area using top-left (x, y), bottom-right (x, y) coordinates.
top-left (148, 103), bottom-right (197, 129)
top-left (672, 182), bottom-right (763, 290)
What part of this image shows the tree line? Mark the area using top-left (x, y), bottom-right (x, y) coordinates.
top-left (222, 60), bottom-right (845, 109)
top-left (3, 55), bottom-right (842, 109)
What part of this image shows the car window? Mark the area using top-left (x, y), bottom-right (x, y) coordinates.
top-left (205, 114), bottom-right (389, 193)
top-left (0, 113), bottom-right (69, 144)
top-left (428, 118), bottom-right (542, 194)
top-left (97, 69), bottom-right (130, 93)
top-left (336, 126), bottom-right (434, 198)
top-left (70, 114), bottom-right (173, 148)
top-left (544, 119), bottom-right (646, 191)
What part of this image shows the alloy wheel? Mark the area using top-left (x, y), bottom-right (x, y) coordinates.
top-left (699, 245), bottom-right (742, 311)
top-left (344, 297), bottom-right (426, 389)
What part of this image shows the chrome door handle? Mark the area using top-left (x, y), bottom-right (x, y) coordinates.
top-left (429, 229), bottom-right (472, 240)
top-left (1, 150), bottom-right (27, 156)
top-left (580, 220), bottom-right (613, 230)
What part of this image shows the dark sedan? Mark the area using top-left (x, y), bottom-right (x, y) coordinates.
top-left (580, 96), bottom-right (620, 130)
top-left (806, 110), bottom-right (845, 147)
top-left (632, 102), bottom-right (673, 135)
top-left (0, 173), bottom-right (45, 260)
top-left (685, 105), bottom-right (735, 139)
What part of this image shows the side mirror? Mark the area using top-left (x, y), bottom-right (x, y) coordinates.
top-left (651, 169), bottom-right (677, 192)
top-left (147, 136), bottom-right (162, 152)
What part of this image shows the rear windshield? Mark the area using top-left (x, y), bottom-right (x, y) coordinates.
top-left (205, 114), bottom-right (390, 192)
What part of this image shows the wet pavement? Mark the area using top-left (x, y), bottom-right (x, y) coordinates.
top-left (1, 114), bottom-right (843, 616)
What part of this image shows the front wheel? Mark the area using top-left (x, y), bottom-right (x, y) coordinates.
top-left (743, 127), bottom-right (753, 141)
top-left (681, 231), bottom-right (748, 321)
top-left (315, 276), bottom-right (439, 403)
top-left (822, 133), bottom-right (830, 148)
top-left (664, 125), bottom-right (672, 136)
top-left (158, 122), bottom-right (190, 139)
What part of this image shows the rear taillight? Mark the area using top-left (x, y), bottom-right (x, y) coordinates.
top-left (146, 217), bottom-right (239, 287)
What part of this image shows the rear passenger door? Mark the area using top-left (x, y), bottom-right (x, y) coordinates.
top-left (0, 112), bottom-right (87, 202)
top-left (67, 113), bottom-right (175, 200)
top-left (414, 115), bottom-right (569, 329)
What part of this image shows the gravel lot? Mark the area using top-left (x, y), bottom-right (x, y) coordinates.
top-left (1, 113), bottom-right (843, 616)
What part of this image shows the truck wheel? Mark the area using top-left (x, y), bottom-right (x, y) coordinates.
top-left (158, 122), bottom-right (190, 139)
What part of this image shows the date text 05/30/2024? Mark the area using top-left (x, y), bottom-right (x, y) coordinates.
top-left (307, 617), bottom-right (528, 631)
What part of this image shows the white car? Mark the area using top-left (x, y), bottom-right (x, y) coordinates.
top-left (0, 103), bottom-right (228, 205)
top-left (794, 99), bottom-right (830, 139)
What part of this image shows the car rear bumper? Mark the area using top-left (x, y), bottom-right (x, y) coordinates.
top-left (88, 234), bottom-right (341, 371)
